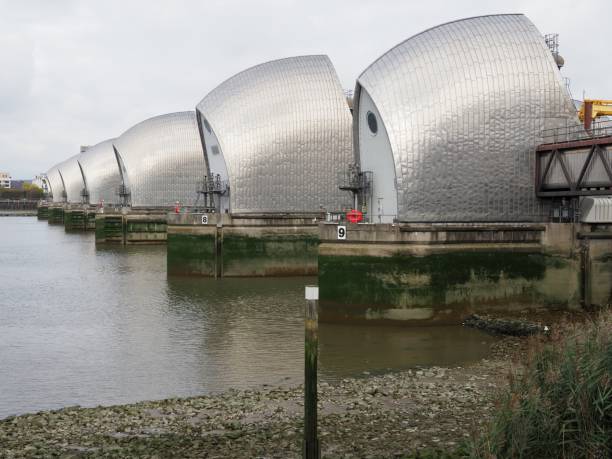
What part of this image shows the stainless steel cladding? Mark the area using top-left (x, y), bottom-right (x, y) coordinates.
top-left (45, 166), bottom-right (66, 203)
top-left (355, 14), bottom-right (578, 223)
top-left (196, 55), bottom-right (353, 214)
top-left (77, 139), bottom-right (121, 206)
top-left (580, 196), bottom-right (612, 223)
top-left (113, 111), bottom-right (206, 208)
top-left (57, 155), bottom-right (86, 203)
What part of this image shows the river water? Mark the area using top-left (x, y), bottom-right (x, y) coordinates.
top-left (0, 217), bottom-right (497, 419)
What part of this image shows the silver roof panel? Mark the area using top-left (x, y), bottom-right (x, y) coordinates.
top-left (77, 138), bottom-right (121, 205)
top-left (45, 165), bottom-right (66, 203)
top-left (113, 111), bottom-right (206, 208)
top-left (196, 55), bottom-right (353, 213)
top-left (56, 155), bottom-right (86, 203)
top-left (356, 14), bottom-right (578, 222)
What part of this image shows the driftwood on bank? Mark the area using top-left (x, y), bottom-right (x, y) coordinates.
top-left (463, 314), bottom-right (549, 336)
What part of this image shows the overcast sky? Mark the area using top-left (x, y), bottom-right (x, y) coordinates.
top-left (1, 0), bottom-right (610, 178)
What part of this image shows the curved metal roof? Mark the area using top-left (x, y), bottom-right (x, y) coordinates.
top-left (580, 196), bottom-right (612, 223)
top-left (57, 154), bottom-right (86, 203)
top-left (355, 14), bottom-right (578, 222)
top-left (196, 55), bottom-right (353, 213)
top-left (77, 138), bottom-right (121, 205)
top-left (113, 111), bottom-right (206, 208)
top-left (45, 165), bottom-right (66, 203)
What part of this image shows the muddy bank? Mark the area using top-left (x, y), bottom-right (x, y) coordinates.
top-left (0, 336), bottom-right (527, 459)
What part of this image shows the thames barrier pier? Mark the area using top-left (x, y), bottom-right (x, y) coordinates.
top-left (35, 13), bottom-right (612, 321)
top-left (95, 210), bottom-right (167, 245)
top-left (318, 220), bottom-right (612, 323)
top-left (167, 213), bottom-right (319, 277)
top-left (36, 203), bottom-right (49, 220)
top-left (165, 54), bottom-right (353, 273)
top-left (314, 14), bottom-right (612, 322)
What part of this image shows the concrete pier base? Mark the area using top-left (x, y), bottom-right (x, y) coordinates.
top-left (47, 205), bottom-right (65, 225)
top-left (167, 213), bottom-right (319, 277)
top-left (95, 211), bottom-right (167, 245)
top-left (578, 226), bottom-right (612, 308)
top-left (318, 223), bottom-right (611, 324)
top-left (64, 208), bottom-right (96, 231)
top-left (37, 204), bottom-right (49, 220)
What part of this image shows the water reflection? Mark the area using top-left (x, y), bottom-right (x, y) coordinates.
top-left (0, 218), bottom-right (496, 419)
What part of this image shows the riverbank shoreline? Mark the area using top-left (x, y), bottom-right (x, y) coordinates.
top-left (0, 333), bottom-right (528, 458)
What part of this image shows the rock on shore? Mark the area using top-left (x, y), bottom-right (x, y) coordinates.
top-left (0, 338), bottom-right (523, 458)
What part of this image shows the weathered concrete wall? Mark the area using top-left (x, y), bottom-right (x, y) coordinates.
top-left (222, 226), bottom-right (318, 276)
top-left (37, 204), bottom-right (49, 220)
top-left (64, 209), bottom-right (86, 231)
top-left (318, 223), bottom-right (587, 324)
top-left (48, 206), bottom-right (64, 225)
top-left (167, 226), bottom-right (217, 276)
top-left (95, 212), bottom-right (167, 245)
top-left (95, 214), bottom-right (123, 243)
top-left (65, 208), bottom-right (103, 232)
top-left (86, 211), bottom-right (96, 231)
top-left (578, 226), bottom-right (612, 308)
top-left (167, 213), bottom-right (319, 277)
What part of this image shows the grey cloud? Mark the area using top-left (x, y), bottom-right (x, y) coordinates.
top-left (0, 0), bottom-right (609, 178)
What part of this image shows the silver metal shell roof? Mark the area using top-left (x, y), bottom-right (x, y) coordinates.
top-left (77, 138), bottom-right (121, 205)
top-left (57, 155), bottom-right (86, 203)
top-left (196, 55), bottom-right (353, 213)
top-left (355, 14), bottom-right (578, 222)
top-left (113, 111), bottom-right (206, 208)
top-left (45, 165), bottom-right (66, 203)
top-left (580, 196), bottom-right (612, 223)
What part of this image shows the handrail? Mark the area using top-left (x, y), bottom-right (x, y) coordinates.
top-left (540, 119), bottom-right (612, 145)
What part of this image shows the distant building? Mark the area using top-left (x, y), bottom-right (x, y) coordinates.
top-left (0, 172), bottom-right (11, 189)
top-left (10, 180), bottom-right (31, 190)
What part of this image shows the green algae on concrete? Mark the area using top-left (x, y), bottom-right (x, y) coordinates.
top-left (95, 214), bottom-right (124, 243)
top-left (125, 218), bottom-right (167, 244)
top-left (318, 250), bottom-right (580, 323)
top-left (126, 221), bottom-right (166, 233)
top-left (167, 233), bottom-right (216, 276)
top-left (166, 213), bottom-right (320, 277)
top-left (584, 237), bottom-right (612, 307)
top-left (37, 205), bottom-right (49, 220)
top-left (95, 213), bottom-right (167, 244)
top-left (47, 207), bottom-right (64, 224)
top-left (64, 209), bottom-right (87, 231)
top-left (222, 232), bottom-right (318, 276)
top-left (86, 211), bottom-right (96, 231)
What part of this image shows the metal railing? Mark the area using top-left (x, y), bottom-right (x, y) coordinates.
top-left (540, 119), bottom-right (612, 145)
top-left (337, 165), bottom-right (372, 193)
top-left (196, 176), bottom-right (229, 195)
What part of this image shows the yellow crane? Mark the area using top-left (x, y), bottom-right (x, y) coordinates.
top-left (579, 99), bottom-right (612, 129)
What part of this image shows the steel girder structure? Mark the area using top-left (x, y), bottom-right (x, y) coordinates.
top-left (536, 136), bottom-right (612, 197)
